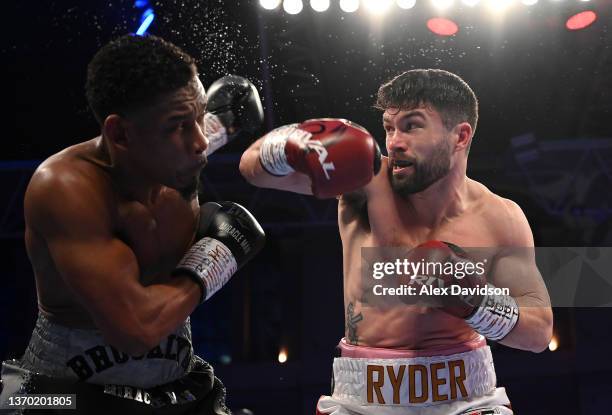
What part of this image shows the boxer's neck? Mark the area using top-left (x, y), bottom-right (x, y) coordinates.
top-left (404, 160), bottom-right (469, 228)
top-left (96, 136), bottom-right (163, 206)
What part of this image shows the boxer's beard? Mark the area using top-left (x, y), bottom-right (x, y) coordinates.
top-left (178, 174), bottom-right (201, 201)
top-left (389, 138), bottom-right (452, 197)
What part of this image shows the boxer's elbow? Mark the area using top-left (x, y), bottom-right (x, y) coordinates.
top-left (528, 309), bottom-right (554, 353)
top-left (529, 333), bottom-right (552, 353)
top-left (239, 149), bottom-right (261, 185)
top-left (502, 307), bottom-right (553, 353)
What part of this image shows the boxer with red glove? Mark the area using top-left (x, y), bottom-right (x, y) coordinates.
top-left (408, 241), bottom-right (519, 341)
top-left (257, 119), bottom-right (382, 198)
top-left (240, 70), bottom-right (551, 415)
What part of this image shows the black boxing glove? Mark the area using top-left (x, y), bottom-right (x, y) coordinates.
top-left (205, 75), bottom-right (264, 155)
top-left (173, 201), bottom-right (265, 302)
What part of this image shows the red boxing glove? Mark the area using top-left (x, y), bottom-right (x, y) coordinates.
top-left (259, 118), bottom-right (382, 198)
top-left (407, 241), bottom-right (519, 341)
top-left (406, 241), bottom-right (486, 318)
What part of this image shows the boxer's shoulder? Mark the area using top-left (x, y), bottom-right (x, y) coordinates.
top-left (338, 192), bottom-right (369, 236)
top-left (31, 137), bottom-right (112, 187)
top-left (465, 178), bottom-right (505, 212)
top-left (467, 179), bottom-right (530, 245)
top-left (25, 139), bottom-right (115, 232)
top-left (338, 156), bottom-right (390, 213)
top-left (367, 156), bottom-right (391, 194)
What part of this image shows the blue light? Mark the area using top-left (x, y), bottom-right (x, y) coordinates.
top-left (140, 7), bottom-right (154, 21)
top-left (136, 8), bottom-right (154, 35)
top-left (134, 0), bottom-right (150, 8)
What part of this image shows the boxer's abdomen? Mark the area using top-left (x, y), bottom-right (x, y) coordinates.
top-left (338, 186), bottom-right (492, 350)
top-left (345, 300), bottom-right (477, 349)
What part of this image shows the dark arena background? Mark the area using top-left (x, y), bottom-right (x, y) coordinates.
top-left (2, 0), bottom-right (612, 413)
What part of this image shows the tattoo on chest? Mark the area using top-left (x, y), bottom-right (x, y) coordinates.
top-left (345, 302), bottom-right (363, 345)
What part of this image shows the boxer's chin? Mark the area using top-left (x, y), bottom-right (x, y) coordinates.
top-left (390, 141), bottom-right (452, 197)
top-left (176, 174), bottom-right (201, 201)
top-left (390, 172), bottom-right (428, 196)
top-left (389, 162), bottom-right (450, 197)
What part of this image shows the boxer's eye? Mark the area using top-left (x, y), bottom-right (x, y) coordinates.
top-left (400, 122), bottom-right (416, 132)
top-left (165, 123), bottom-right (184, 135)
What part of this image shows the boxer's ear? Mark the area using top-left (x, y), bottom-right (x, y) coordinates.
top-left (103, 114), bottom-right (129, 150)
top-left (453, 122), bottom-right (472, 153)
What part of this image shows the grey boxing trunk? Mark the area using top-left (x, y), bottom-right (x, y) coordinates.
top-left (20, 314), bottom-right (194, 388)
top-left (1, 314), bottom-right (230, 414)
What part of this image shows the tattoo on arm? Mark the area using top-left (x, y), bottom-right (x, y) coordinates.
top-left (345, 302), bottom-right (364, 345)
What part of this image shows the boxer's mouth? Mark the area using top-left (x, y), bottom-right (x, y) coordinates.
top-left (393, 159), bottom-right (414, 168)
top-left (393, 160), bottom-right (414, 167)
top-left (179, 160), bottom-right (207, 180)
top-left (189, 159), bottom-right (208, 173)
top-left (392, 159), bottom-right (415, 174)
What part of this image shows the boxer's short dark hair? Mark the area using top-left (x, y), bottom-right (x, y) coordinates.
top-left (86, 34), bottom-right (197, 123)
top-left (375, 69), bottom-right (479, 135)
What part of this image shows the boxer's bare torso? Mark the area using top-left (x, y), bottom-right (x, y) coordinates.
top-left (339, 157), bottom-right (519, 349)
top-left (25, 137), bottom-right (198, 328)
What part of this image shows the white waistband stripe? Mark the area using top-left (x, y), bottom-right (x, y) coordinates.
top-left (332, 345), bottom-right (496, 407)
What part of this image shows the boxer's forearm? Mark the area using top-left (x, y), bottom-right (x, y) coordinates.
top-left (496, 296), bottom-right (553, 352)
top-left (99, 276), bottom-right (201, 355)
top-left (239, 138), bottom-right (312, 194)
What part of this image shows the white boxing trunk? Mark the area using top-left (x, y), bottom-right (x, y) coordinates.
top-left (317, 336), bottom-right (512, 415)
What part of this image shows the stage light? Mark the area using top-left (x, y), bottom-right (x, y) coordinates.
top-left (521, 0), bottom-right (537, 5)
top-left (340, 0), bottom-right (360, 12)
top-left (427, 17), bottom-right (458, 35)
top-left (311, 0), bottom-right (330, 11)
top-left (397, 0), bottom-right (417, 9)
top-left (136, 8), bottom-right (154, 36)
top-left (260, 0), bottom-right (282, 9)
top-left (566, 10), bottom-right (597, 30)
top-left (431, 0), bottom-right (454, 11)
top-left (283, 0), bottom-right (303, 14)
top-left (548, 336), bottom-right (558, 351)
top-left (486, 0), bottom-right (514, 14)
top-left (364, 0), bottom-right (394, 14)
top-left (462, 0), bottom-right (480, 6)
top-left (278, 348), bottom-right (288, 363)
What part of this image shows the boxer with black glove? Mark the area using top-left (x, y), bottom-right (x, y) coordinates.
top-left (205, 75), bottom-right (264, 155)
top-left (174, 201), bottom-right (265, 302)
top-left (5, 35), bottom-right (269, 414)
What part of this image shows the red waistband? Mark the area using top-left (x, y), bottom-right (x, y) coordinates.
top-left (339, 335), bottom-right (486, 359)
